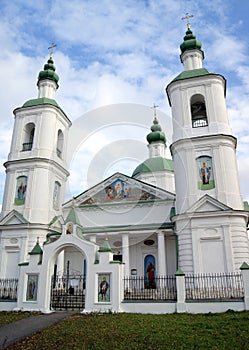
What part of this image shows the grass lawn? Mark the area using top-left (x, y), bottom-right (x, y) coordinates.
top-left (0, 311), bottom-right (40, 326)
top-left (4, 311), bottom-right (249, 349)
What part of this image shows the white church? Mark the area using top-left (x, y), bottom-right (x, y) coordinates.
top-left (0, 24), bottom-right (249, 314)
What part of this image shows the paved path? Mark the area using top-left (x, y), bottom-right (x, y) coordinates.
top-left (0, 311), bottom-right (76, 349)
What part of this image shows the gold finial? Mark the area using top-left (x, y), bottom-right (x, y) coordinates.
top-left (151, 103), bottom-right (159, 117)
top-left (181, 12), bottom-right (194, 29)
top-left (48, 43), bottom-right (57, 58)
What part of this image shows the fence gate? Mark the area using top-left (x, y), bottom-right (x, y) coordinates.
top-left (50, 274), bottom-right (85, 311)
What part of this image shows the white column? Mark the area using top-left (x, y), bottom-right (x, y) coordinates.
top-left (56, 250), bottom-right (64, 274)
top-left (122, 233), bottom-right (130, 276)
top-left (157, 232), bottom-right (166, 276)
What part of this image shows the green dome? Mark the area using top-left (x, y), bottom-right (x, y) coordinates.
top-left (146, 117), bottom-right (166, 144)
top-left (132, 157), bottom-right (174, 177)
top-left (180, 28), bottom-right (202, 54)
top-left (38, 57), bottom-right (59, 85)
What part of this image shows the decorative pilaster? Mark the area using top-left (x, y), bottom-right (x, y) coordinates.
top-left (157, 232), bottom-right (166, 276)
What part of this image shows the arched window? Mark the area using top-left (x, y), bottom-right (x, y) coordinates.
top-left (53, 181), bottom-right (61, 210)
top-left (22, 123), bottom-right (35, 151)
top-left (196, 156), bottom-right (215, 190)
top-left (56, 130), bottom-right (64, 158)
top-left (191, 94), bottom-right (208, 128)
top-left (14, 175), bottom-right (27, 205)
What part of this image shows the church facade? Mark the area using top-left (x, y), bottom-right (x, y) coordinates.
top-left (0, 26), bottom-right (249, 314)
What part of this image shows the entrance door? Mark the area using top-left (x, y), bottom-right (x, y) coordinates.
top-left (50, 274), bottom-right (85, 311)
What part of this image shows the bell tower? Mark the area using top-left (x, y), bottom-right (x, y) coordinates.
top-left (1, 52), bottom-right (71, 224)
top-left (166, 21), bottom-right (249, 273)
top-left (167, 23), bottom-right (243, 214)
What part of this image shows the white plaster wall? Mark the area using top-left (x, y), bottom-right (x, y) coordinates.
top-left (171, 135), bottom-right (243, 213)
top-left (175, 212), bottom-right (249, 274)
top-left (121, 302), bottom-right (176, 314)
top-left (0, 302), bottom-right (17, 311)
top-left (186, 301), bottom-right (244, 314)
top-left (73, 201), bottom-right (173, 229)
top-left (136, 171), bottom-right (175, 193)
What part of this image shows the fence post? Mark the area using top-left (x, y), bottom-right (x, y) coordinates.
top-left (175, 269), bottom-right (187, 313)
top-left (240, 262), bottom-right (249, 310)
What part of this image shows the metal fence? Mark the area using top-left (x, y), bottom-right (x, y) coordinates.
top-left (185, 272), bottom-right (244, 300)
top-left (50, 274), bottom-right (85, 310)
top-left (123, 276), bottom-right (177, 301)
top-left (0, 278), bottom-right (18, 300)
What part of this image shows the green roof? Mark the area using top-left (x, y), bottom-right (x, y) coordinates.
top-left (172, 68), bottom-right (213, 82)
top-left (98, 239), bottom-right (113, 253)
top-left (29, 242), bottom-right (43, 255)
top-left (65, 207), bottom-right (81, 225)
top-left (21, 98), bottom-right (70, 121)
top-left (132, 157), bottom-right (174, 177)
top-left (22, 97), bottom-right (60, 108)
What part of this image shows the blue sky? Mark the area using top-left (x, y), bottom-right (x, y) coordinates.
top-left (0, 0), bottom-right (249, 205)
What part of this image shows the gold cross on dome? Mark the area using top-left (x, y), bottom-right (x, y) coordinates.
top-left (48, 43), bottom-right (57, 57)
top-left (181, 13), bottom-right (194, 29)
top-left (151, 103), bottom-right (159, 117)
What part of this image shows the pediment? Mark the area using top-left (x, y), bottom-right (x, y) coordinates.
top-left (0, 210), bottom-right (29, 225)
top-left (64, 172), bottom-right (175, 208)
top-left (187, 195), bottom-right (232, 214)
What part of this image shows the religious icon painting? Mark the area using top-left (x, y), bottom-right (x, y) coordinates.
top-left (66, 223), bottom-right (73, 234)
top-left (26, 274), bottom-right (38, 301)
top-left (14, 176), bottom-right (27, 205)
top-left (197, 156), bottom-right (215, 190)
top-left (144, 254), bottom-right (156, 289)
top-left (98, 273), bottom-right (110, 302)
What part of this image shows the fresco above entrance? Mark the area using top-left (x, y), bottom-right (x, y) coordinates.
top-left (80, 178), bottom-right (160, 205)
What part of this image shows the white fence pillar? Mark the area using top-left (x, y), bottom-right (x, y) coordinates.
top-left (175, 269), bottom-right (187, 313)
top-left (240, 262), bottom-right (249, 311)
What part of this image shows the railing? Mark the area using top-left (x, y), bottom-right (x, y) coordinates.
top-left (50, 274), bottom-right (86, 310)
top-left (123, 276), bottom-right (177, 301)
top-left (185, 272), bottom-right (244, 300)
top-left (192, 118), bottom-right (208, 128)
top-left (0, 278), bottom-right (18, 300)
top-left (22, 142), bottom-right (33, 151)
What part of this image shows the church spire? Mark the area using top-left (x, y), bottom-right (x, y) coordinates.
top-left (146, 106), bottom-right (166, 158)
top-left (179, 15), bottom-right (204, 70)
top-left (37, 46), bottom-right (59, 99)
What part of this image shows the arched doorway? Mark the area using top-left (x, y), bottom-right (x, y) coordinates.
top-left (50, 246), bottom-right (86, 310)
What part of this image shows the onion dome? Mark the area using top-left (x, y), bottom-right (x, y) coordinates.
top-left (180, 28), bottom-right (203, 54)
top-left (146, 117), bottom-right (166, 144)
top-left (38, 57), bottom-right (59, 86)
